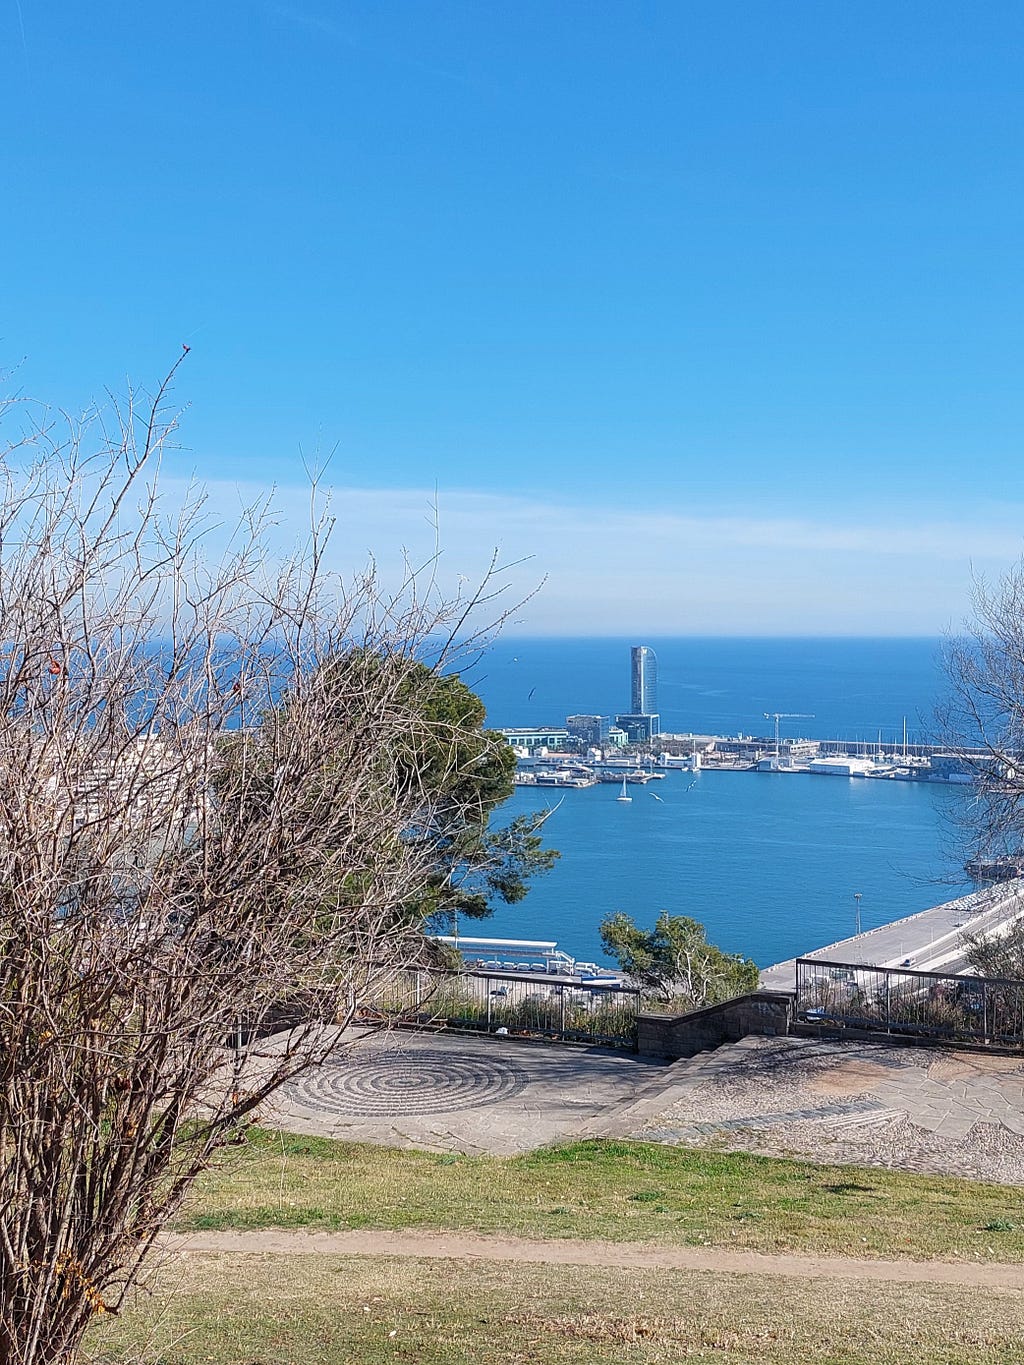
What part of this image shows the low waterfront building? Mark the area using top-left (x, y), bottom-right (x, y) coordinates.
top-left (808, 756), bottom-right (881, 777)
top-left (781, 738), bottom-right (820, 760)
top-left (710, 737), bottom-right (769, 760)
top-left (499, 726), bottom-right (569, 753)
top-left (928, 753), bottom-right (974, 783)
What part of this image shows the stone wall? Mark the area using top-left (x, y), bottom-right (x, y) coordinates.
top-left (637, 990), bottom-right (794, 1059)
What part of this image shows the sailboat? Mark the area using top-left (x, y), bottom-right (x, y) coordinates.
top-left (616, 777), bottom-right (632, 803)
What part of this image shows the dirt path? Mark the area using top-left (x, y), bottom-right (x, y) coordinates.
top-left (160, 1228), bottom-right (1024, 1289)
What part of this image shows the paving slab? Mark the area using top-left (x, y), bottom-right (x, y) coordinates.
top-left (257, 1024), bottom-right (1024, 1182)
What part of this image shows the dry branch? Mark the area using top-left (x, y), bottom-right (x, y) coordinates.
top-left (0, 365), bottom-right (518, 1364)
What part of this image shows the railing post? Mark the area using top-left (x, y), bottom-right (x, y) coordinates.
top-left (559, 984), bottom-right (566, 1036)
top-left (486, 977), bottom-right (492, 1031)
top-left (885, 973), bottom-right (891, 1033)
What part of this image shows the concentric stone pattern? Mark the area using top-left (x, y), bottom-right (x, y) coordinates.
top-left (290, 1047), bottom-right (528, 1118)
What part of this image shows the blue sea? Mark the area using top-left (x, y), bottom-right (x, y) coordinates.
top-left (461, 638), bottom-right (972, 969)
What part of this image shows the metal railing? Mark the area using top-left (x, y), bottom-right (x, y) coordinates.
top-left (795, 957), bottom-right (1024, 1047)
top-left (361, 967), bottom-right (641, 1049)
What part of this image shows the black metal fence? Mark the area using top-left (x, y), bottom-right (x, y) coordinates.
top-left (795, 957), bottom-right (1024, 1048)
top-left (361, 968), bottom-right (641, 1049)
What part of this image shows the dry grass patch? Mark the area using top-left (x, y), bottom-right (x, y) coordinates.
top-left (88, 1252), bottom-right (1024, 1365)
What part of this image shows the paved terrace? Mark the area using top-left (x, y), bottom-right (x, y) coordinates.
top-left (265, 1028), bottom-right (665, 1156)
top-left (630, 1035), bottom-right (1024, 1185)
top-left (263, 1026), bottom-right (1024, 1183)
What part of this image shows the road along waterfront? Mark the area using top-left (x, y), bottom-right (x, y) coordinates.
top-left (760, 881), bottom-right (1024, 991)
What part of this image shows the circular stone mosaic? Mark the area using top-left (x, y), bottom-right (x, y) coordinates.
top-left (290, 1048), bottom-right (528, 1118)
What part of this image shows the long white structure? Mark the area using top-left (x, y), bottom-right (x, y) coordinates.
top-left (760, 881), bottom-right (1024, 991)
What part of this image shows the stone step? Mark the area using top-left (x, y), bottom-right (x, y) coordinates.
top-left (576, 1042), bottom-right (742, 1140)
top-left (607, 1038), bottom-right (810, 1143)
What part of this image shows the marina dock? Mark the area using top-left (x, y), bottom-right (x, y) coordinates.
top-left (759, 881), bottom-right (1024, 991)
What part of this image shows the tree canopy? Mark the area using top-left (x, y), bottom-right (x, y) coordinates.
top-left (599, 910), bottom-right (759, 1007)
top-left (941, 562), bottom-right (1024, 867)
top-left (963, 915), bottom-right (1024, 981)
top-left (301, 655), bottom-right (559, 927)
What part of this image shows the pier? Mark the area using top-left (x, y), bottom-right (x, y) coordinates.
top-left (760, 881), bottom-right (1024, 991)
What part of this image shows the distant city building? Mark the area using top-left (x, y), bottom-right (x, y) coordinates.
top-left (606, 726), bottom-right (628, 749)
top-left (499, 727), bottom-right (569, 753)
top-left (565, 714), bottom-right (611, 745)
top-left (713, 737), bottom-right (769, 759)
top-left (630, 645), bottom-right (658, 716)
top-left (615, 713), bottom-right (661, 743)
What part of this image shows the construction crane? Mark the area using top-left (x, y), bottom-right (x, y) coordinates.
top-left (763, 711), bottom-right (815, 758)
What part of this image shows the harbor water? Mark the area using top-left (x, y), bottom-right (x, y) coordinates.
top-left (467, 637), bottom-right (971, 968)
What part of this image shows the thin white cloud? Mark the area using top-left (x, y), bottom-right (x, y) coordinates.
top-left (160, 478), bottom-right (1022, 636)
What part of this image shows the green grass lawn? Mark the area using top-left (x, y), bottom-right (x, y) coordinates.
top-left (174, 1127), bottom-right (1024, 1262)
top-left (88, 1252), bottom-right (1024, 1365)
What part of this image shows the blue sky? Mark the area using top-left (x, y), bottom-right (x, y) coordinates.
top-left (3, 2), bottom-right (1023, 633)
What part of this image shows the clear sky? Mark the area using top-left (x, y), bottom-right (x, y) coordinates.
top-left (3, 2), bottom-right (1023, 633)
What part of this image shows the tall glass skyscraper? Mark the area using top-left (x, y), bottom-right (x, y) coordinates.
top-left (630, 645), bottom-right (658, 715)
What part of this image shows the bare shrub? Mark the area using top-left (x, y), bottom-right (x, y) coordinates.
top-left (0, 360), bottom-right (518, 1363)
top-left (941, 566), bottom-right (1024, 865)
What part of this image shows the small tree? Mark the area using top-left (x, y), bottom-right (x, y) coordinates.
top-left (599, 910), bottom-right (759, 1008)
top-left (0, 362), bottom-right (528, 1365)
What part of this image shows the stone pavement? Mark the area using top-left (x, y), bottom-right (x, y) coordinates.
top-left (262, 1026), bottom-right (1024, 1183)
top-left (265, 1027), bottom-right (667, 1155)
top-left (632, 1036), bottom-right (1024, 1185)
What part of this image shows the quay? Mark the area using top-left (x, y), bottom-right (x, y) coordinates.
top-left (759, 880), bottom-right (1024, 992)
top-left (504, 730), bottom-right (985, 786)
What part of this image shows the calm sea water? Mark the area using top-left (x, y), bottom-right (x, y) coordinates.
top-left (463, 636), bottom-right (948, 743)
top-left (463, 637), bottom-right (970, 968)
